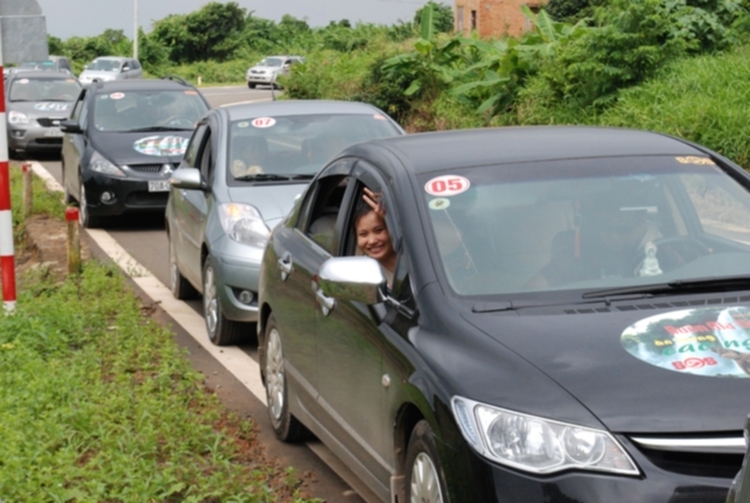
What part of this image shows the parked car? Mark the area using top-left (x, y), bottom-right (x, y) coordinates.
top-left (60, 77), bottom-right (210, 228)
top-left (15, 55), bottom-right (74, 75)
top-left (165, 100), bottom-right (404, 346)
top-left (78, 56), bottom-right (143, 84)
top-left (728, 413), bottom-right (750, 503)
top-left (245, 55), bottom-right (304, 89)
top-left (5, 70), bottom-right (81, 157)
top-left (258, 126), bottom-right (750, 503)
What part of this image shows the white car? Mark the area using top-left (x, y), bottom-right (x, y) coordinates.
top-left (79, 57), bottom-right (143, 84)
top-left (245, 55), bottom-right (304, 89)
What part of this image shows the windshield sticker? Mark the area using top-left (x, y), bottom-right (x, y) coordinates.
top-left (133, 135), bottom-right (189, 157)
top-left (110, 92), bottom-right (125, 100)
top-left (237, 121), bottom-right (250, 129)
top-left (675, 156), bottom-right (715, 166)
top-left (425, 175), bottom-right (471, 197)
top-left (429, 198), bottom-right (450, 210)
top-left (621, 306), bottom-right (750, 378)
top-left (18, 79), bottom-right (29, 84)
top-left (373, 114), bottom-right (386, 121)
top-left (34, 103), bottom-right (70, 112)
top-left (184, 90), bottom-right (198, 95)
top-left (252, 117), bottom-right (276, 128)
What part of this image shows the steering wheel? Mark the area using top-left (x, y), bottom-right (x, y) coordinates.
top-left (652, 235), bottom-right (712, 272)
top-left (160, 116), bottom-right (194, 128)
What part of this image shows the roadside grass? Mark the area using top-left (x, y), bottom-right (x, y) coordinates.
top-left (9, 164), bottom-right (67, 240)
top-left (0, 166), bottom-right (319, 503)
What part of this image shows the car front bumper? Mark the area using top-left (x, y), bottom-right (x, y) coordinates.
top-left (246, 74), bottom-right (277, 85)
top-left (208, 236), bottom-right (265, 323)
top-left (7, 123), bottom-right (64, 152)
top-left (82, 170), bottom-right (171, 217)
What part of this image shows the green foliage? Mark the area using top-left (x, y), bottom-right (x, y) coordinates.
top-left (414, 1), bottom-right (455, 33)
top-left (47, 35), bottom-right (64, 56)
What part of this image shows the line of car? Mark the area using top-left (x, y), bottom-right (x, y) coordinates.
top-left (7, 56), bottom-right (750, 503)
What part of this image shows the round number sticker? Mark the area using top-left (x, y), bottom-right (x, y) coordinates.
top-left (110, 92), bottom-right (125, 100)
top-left (424, 175), bottom-right (470, 196)
top-left (252, 117), bottom-right (276, 128)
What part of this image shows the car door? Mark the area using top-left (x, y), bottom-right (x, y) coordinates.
top-left (313, 163), bottom-right (400, 485)
top-left (61, 89), bottom-right (88, 201)
top-left (170, 121), bottom-right (209, 288)
top-left (268, 161), bottom-right (355, 416)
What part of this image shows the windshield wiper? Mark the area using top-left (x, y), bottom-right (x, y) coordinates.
top-left (582, 275), bottom-right (750, 299)
top-left (125, 126), bottom-right (192, 132)
top-left (290, 174), bottom-right (315, 180)
top-left (234, 173), bottom-right (291, 181)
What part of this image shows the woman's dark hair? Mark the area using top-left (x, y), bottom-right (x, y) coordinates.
top-left (353, 198), bottom-right (376, 230)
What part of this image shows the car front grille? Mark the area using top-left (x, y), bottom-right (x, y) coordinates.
top-left (127, 163), bottom-right (177, 174)
top-left (629, 434), bottom-right (744, 479)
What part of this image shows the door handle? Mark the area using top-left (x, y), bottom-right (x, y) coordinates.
top-left (316, 289), bottom-right (335, 316)
top-left (277, 252), bottom-right (293, 281)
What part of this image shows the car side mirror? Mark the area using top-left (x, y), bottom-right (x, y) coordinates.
top-left (318, 256), bottom-right (385, 305)
top-left (59, 119), bottom-right (82, 134)
top-left (169, 167), bottom-right (208, 191)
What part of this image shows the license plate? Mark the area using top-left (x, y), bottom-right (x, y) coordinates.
top-left (148, 180), bottom-right (170, 192)
top-left (44, 128), bottom-right (64, 137)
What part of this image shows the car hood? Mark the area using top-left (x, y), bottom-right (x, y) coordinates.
top-left (7, 100), bottom-right (74, 118)
top-left (227, 184), bottom-right (306, 228)
top-left (248, 65), bottom-right (279, 73)
top-left (90, 131), bottom-right (193, 166)
top-left (464, 301), bottom-right (750, 433)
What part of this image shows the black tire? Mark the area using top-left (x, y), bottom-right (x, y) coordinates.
top-left (247, 82), bottom-right (256, 89)
top-left (168, 233), bottom-right (197, 300)
top-left (405, 421), bottom-right (449, 503)
top-left (78, 180), bottom-right (101, 228)
top-left (202, 256), bottom-right (244, 346)
top-left (262, 315), bottom-right (308, 442)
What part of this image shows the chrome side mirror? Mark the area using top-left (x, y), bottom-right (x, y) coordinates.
top-left (318, 256), bottom-right (385, 305)
top-left (169, 167), bottom-right (206, 191)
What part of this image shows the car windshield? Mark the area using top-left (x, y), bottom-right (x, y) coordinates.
top-left (93, 90), bottom-right (209, 132)
top-left (258, 57), bottom-right (283, 67)
top-left (18, 60), bottom-right (56, 70)
top-left (86, 59), bottom-right (120, 72)
top-left (420, 156), bottom-right (750, 297)
top-left (9, 77), bottom-right (81, 101)
top-left (228, 113), bottom-right (401, 180)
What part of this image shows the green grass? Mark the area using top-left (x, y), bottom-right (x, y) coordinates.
top-left (0, 167), bottom-right (319, 502)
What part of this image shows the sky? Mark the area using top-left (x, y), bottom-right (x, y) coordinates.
top-left (35, 0), bottom-right (434, 40)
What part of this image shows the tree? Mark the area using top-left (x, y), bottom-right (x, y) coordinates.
top-left (414, 1), bottom-right (454, 33)
top-left (47, 35), bottom-right (64, 56)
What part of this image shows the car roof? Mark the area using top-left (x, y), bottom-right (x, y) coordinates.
top-left (344, 126), bottom-right (708, 175)
top-left (87, 78), bottom-right (196, 93)
top-left (90, 56), bottom-right (131, 62)
top-left (221, 100), bottom-right (388, 121)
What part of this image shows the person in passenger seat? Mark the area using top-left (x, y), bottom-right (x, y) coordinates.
top-left (355, 187), bottom-right (397, 288)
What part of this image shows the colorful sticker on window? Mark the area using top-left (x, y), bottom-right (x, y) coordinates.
top-left (428, 198), bottom-right (450, 210)
top-left (110, 92), bottom-right (125, 100)
top-left (18, 79), bottom-right (29, 84)
top-left (252, 117), bottom-right (275, 128)
top-left (133, 135), bottom-right (189, 157)
top-left (237, 122), bottom-right (250, 129)
top-left (621, 306), bottom-right (750, 378)
top-left (425, 175), bottom-right (470, 197)
top-left (34, 103), bottom-right (70, 112)
top-left (184, 90), bottom-right (198, 95)
top-left (675, 156), bottom-right (715, 165)
top-left (373, 114), bottom-right (386, 121)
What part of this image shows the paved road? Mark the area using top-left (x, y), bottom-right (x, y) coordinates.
top-left (33, 84), bottom-right (374, 503)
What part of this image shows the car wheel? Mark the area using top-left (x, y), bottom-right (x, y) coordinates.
top-left (169, 233), bottom-right (197, 300)
top-left (78, 180), bottom-right (100, 228)
top-left (62, 164), bottom-right (74, 204)
top-left (263, 315), bottom-right (308, 442)
top-left (406, 421), bottom-right (449, 503)
top-left (247, 82), bottom-right (256, 89)
top-left (202, 256), bottom-right (244, 346)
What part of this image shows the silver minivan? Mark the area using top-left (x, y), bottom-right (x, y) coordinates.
top-left (78, 57), bottom-right (143, 84)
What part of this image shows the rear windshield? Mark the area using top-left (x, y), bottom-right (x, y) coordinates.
top-left (9, 77), bottom-right (81, 102)
top-left (227, 113), bottom-right (401, 180)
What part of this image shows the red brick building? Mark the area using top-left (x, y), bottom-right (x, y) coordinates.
top-left (454, 0), bottom-right (547, 38)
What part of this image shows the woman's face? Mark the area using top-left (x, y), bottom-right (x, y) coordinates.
top-left (356, 211), bottom-right (395, 263)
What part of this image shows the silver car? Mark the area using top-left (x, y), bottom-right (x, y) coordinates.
top-left (78, 56), bottom-right (143, 84)
top-left (245, 55), bottom-right (304, 89)
top-left (5, 70), bottom-right (81, 157)
top-left (165, 100), bottom-right (404, 345)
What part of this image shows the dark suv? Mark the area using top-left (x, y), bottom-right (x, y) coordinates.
top-left (60, 77), bottom-right (210, 227)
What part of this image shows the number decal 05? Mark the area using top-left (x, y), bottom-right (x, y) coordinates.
top-left (424, 175), bottom-right (470, 196)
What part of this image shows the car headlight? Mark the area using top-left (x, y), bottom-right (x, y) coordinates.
top-left (8, 111), bottom-right (28, 125)
top-left (218, 203), bottom-right (270, 247)
top-left (89, 150), bottom-right (126, 177)
top-left (452, 396), bottom-right (639, 476)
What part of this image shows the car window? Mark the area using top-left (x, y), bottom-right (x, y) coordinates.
top-left (92, 89), bottom-right (208, 132)
top-left (9, 77), bottom-right (80, 102)
top-left (183, 123), bottom-right (208, 169)
top-left (227, 114), bottom-right (401, 181)
top-left (87, 59), bottom-right (120, 72)
top-left (198, 127), bottom-right (214, 182)
top-left (70, 91), bottom-right (86, 121)
top-left (298, 173), bottom-right (352, 254)
top-left (418, 156), bottom-right (750, 297)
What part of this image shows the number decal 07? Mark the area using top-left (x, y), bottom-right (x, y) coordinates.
top-left (424, 175), bottom-right (470, 196)
top-left (252, 117), bottom-right (276, 128)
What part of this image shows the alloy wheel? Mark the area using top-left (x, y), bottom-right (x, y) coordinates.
top-left (203, 264), bottom-right (219, 335)
top-left (410, 452), bottom-right (444, 503)
top-left (265, 327), bottom-right (285, 422)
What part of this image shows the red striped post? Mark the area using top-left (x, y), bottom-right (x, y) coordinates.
top-left (0, 38), bottom-right (16, 313)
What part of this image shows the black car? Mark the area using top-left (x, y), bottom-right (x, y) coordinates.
top-left (60, 78), bottom-right (210, 227)
top-left (258, 127), bottom-right (750, 503)
top-left (728, 413), bottom-right (750, 503)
